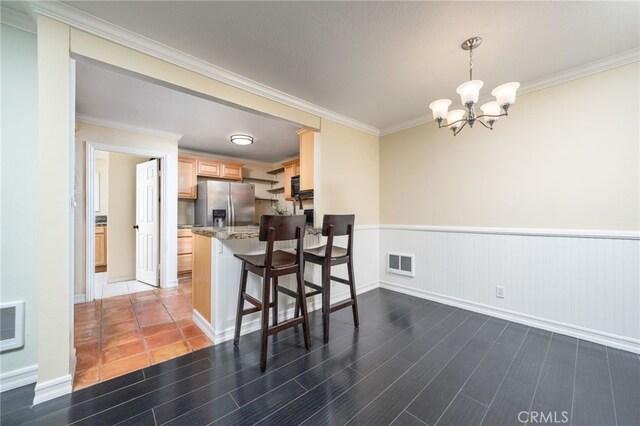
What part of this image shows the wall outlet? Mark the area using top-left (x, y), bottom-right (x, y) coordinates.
top-left (496, 286), bottom-right (505, 299)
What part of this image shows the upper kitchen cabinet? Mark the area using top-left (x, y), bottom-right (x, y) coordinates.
top-left (178, 157), bottom-right (197, 199)
top-left (194, 157), bottom-right (244, 180)
top-left (298, 129), bottom-right (314, 191)
top-left (282, 158), bottom-right (299, 201)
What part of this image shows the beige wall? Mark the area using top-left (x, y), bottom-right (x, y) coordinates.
top-left (107, 153), bottom-right (149, 282)
top-left (36, 16), bottom-right (72, 389)
top-left (94, 154), bottom-right (109, 216)
top-left (380, 63), bottom-right (640, 231)
top-left (316, 119), bottom-right (380, 225)
top-left (74, 122), bottom-right (180, 295)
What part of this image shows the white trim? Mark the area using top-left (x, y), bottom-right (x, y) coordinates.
top-left (354, 224), bottom-right (380, 231)
top-left (379, 224), bottom-right (640, 240)
top-left (0, 365), bottom-right (38, 393)
top-left (33, 374), bottom-right (73, 405)
top-left (0, 6), bottom-right (37, 34)
top-left (74, 294), bottom-right (86, 304)
top-left (76, 114), bottom-right (183, 142)
top-left (194, 280), bottom-right (379, 345)
top-left (27, 1), bottom-right (379, 137)
top-left (107, 275), bottom-right (136, 284)
top-left (379, 280), bottom-right (640, 354)
top-left (165, 279), bottom-right (179, 289)
top-left (379, 48), bottom-right (640, 136)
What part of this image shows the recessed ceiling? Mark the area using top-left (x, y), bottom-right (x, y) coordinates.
top-left (75, 60), bottom-right (300, 162)
top-left (65, 1), bottom-right (639, 130)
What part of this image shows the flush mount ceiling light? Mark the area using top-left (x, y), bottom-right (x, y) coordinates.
top-left (230, 134), bottom-right (254, 146)
top-left (429, 37), bottom-right (520, 136)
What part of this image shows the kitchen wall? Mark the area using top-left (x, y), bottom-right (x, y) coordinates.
top-left (0, 23), bottom-right (39, 385)
top-left (107, 152), bottom-right (149, 282)
top-left (316, 119), bottom-right (380, 226)
top-left (379, 63), bottom-right (640, 351)
top-left (94, 151), bottom-right (109, 216)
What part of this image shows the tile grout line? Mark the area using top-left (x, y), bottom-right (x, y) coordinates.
top-left (605, 347), bottom-right (619, 426)
top-left (478, 327), bottom-right (531, 426)
top-left (569, 339), bottom-right (578, 426)
top-left (404, 410), bottom-right (429, 425)
top-left (525, 331), bottom-right (554, 425)
top-left (432, 321), bottom-right (510, 426)
top-left (228, 392), bottom-right (241, 409)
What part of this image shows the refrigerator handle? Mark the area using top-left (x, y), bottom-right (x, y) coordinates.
top-left (230, 195), bottom-right (235, 226)
top-left (227, 194), bottom-right (232, 227)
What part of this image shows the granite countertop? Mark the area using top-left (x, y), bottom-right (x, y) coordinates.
top-left (178, 224), bottom-right (203, 229)
top-left (191, 225), bottom-right (321, 240)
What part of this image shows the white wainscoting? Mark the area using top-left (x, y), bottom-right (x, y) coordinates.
top-left (205, 227), bottom-right (380, 343)
top-left (379, 226), bottom-right (640, 353)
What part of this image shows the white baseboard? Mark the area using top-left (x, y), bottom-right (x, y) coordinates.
top-left (33, 374), bottom-right (73, 405)
top-left (107, 275), bottom-right (136, 284)
top-left (193, 280), bottom-right (379, 345)
top-left (0, 365), bottom-right (38, 393)
top-left (74, 294), bottom-right (86, 304)
top-left (164, 279), bottom-right (179, 289)
top-left (379, 280), bottom-right (640, 354)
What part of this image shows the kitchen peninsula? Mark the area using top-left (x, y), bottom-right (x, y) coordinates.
top-left (190, 225), bottom-right (323, 343)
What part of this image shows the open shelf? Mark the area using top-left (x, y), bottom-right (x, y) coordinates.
top-left (266, 167), bottom-right (285, 175)
top-left (267, 187), bottom-right (285, 194)
top-left (242, 177), bottom-right (279, 185)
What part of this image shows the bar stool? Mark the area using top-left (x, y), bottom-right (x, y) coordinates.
top-left (233, 214), bottom-right (311, 371)
top-left (296, 214), bottom-right (359, 343)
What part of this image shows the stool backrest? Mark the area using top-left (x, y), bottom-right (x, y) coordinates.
top-left (322, 214), bottom-right (355, 237)
top-left (259, 215), bottom-right (307, 242)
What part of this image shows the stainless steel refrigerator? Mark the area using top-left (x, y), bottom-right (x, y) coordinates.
top-left (195, 181), bottom-right (255, 227)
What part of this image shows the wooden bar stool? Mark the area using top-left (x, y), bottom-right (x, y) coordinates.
top-left (233, 214), bottom-right (311, 371)
top-left (296, 214), bottom-right (359, 343)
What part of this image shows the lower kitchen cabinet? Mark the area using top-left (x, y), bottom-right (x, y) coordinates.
top-left (95, 225), bottom-right (107, 271)
top-left (178, 228), bottom-right (193, 274)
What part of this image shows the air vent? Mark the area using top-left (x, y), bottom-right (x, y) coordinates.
top-left (387, 253), bottom-right (415, 277)
top-left (0, 302), bottom-right (24, 352)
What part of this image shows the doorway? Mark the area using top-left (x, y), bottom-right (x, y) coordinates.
top-left (90, 149), bottom-right (160, 299)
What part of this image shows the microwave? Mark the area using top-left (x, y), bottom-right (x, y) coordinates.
top-left (291, 176), bottom-right (313, 199)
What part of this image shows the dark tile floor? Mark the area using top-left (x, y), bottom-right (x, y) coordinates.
top-left (1, 289), bottom-right (638, 426)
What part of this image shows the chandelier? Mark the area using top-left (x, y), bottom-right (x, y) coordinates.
top-left (429, 37), bottom-right (520, 136)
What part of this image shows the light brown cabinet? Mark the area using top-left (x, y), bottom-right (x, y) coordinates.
top-left (283, 159), bottom-right (300, 201)
top-left (221, 163), bottom-right (243, 180)
top-left (95, 226), bottom-right (107, 270)
top-left (178, 157), bottom-right (197, 199)
top-left (196, 159), bottom-right (221, 178)
top-left (298, 129), bottom-right (315, 192)
top-left (177, 228), bottom-right (193, 274)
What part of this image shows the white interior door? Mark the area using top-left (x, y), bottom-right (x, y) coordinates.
top-left (136, 159), bottom-right (159, 286)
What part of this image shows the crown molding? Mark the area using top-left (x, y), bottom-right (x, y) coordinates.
top-left (76, 113), bottom-right (184, 141)
top-left (1, 5), bottom-right (37, 34)
top-left (380, 47), bottom-right (640, 137)
top-left (28, 1), bottom-right (381, 137)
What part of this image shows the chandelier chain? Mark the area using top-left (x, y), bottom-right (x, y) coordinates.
top-left (469, 48), bottom-right (473, 81)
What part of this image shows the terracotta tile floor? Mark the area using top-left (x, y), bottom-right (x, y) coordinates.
top-left (73, 275), bottom-right (213, 390)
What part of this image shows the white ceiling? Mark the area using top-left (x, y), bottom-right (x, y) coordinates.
top-left (64, 1), bottom-right (639, 130)
top-left (75, 60), bottom-right (301, 162)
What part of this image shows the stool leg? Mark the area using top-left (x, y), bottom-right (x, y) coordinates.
top-left (322, 260), bottom-right (331, 344)
top-left (260, 270), bottom-right (271, 372)
top-left (234, 265), bottom-right (248, 346)
top-left (348, 258), bottom-right (359, 328)
top-left (296, 266), bottom-right (311, 350)
top-left (272, 276), bottom-right (279, 326)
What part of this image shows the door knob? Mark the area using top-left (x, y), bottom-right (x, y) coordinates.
top-left (133, 225), bottom-right (139, 230)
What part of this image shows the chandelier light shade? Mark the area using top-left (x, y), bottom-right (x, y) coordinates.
top-left (428, 36), bottom-right (520, 136)
top-left (230, 134), bottom-right (254, 145)
top-left (428, 99), bottom-right (452, 120)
